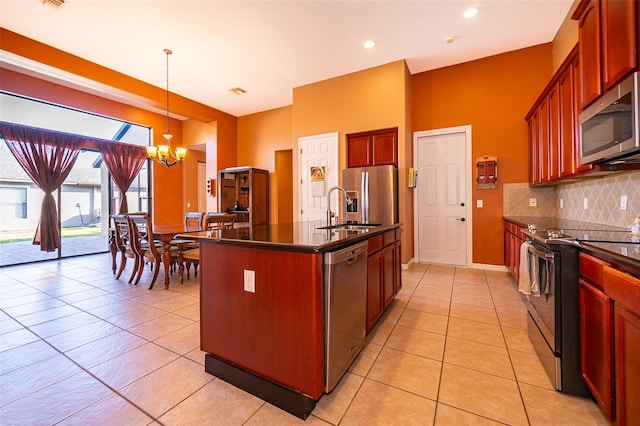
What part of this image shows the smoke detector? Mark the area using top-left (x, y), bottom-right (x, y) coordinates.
top-left (41, 0), bottom-right (65, 8)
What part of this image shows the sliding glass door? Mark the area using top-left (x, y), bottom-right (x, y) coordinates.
top-left (0, 93), bottom-right (151, 267)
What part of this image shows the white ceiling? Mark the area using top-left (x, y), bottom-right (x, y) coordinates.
top-left (0, 0), bottom-right (573, 118)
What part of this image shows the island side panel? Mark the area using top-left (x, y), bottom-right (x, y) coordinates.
top-left (199, 242), bottom-right (325, 399)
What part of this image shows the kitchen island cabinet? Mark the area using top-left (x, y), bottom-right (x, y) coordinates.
top-left (181, 221), bottom-right (402, 419)
top-left (366, 228), bottom-right (402, 332)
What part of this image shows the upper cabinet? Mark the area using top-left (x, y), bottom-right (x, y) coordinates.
top-left (347, 127), bottom-right (398, 168)
top-left (526, 47), bottom-right (590, 185)
top-left (573, 0), bottom-right (637, 109)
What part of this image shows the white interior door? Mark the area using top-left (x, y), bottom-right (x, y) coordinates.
top-left (414, 126), bottom-right (471, 266)
top-left (298, 132), bottom-right (338, 229)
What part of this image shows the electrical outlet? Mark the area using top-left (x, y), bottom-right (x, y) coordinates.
top-left (243, 270), bottom-right (255, 293)
top-left (621, 195), bottom-right (628, 211)
top-left (559, 198), bottom-right (564, 209)
top-left (529, 198), bottom-right (537, 207)
top-left (477, 200), bottom-right (483, 208)
top-left (583, 198), bottom-right (588, 210)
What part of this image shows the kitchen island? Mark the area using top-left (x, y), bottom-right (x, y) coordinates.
top-left (180, 221), bottom-right (402, 419)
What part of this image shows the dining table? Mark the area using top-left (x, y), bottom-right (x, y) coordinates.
top-left (152, 223), bottom-right (194, 289)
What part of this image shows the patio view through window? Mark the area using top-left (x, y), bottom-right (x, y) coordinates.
top-left (0, 93), bottom-right (152, 266)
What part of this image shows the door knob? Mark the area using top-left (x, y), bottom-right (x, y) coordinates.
top-left (456, 217), bottom-right (466, 222)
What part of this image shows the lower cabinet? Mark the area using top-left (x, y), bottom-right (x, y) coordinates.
top-left (366, 229), bottom-right (401, 333)
top-left (603, 265), bottom-right (640, 425)
top-left (580, 251), bottom-right (640, 424)
top-left (579, 278), bottom-right (614, 419)
top-left (503, 220), bottom-right (524, 281)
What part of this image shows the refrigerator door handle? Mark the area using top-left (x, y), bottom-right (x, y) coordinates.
top-left (362, 171), bottom-right (369, 223)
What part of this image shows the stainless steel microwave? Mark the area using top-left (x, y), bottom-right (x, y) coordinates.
top-left (579, 72), bottom-right (640, 165)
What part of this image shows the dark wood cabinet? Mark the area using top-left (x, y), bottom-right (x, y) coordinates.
top-left (578, 262), bottom-right (614, 420)
top-left (576, 0), bottom-right (602, 109)
top-left (579, 251), bottom-right (640, 423)
top-left (601, 0), bottom-right (636, 91)
top-left (218, 167), bottom-right (269, 226)
top-left (503, 220), bottom-right (524, 282)
top-left (573, 0), bottom-right (637, 109)
top-left (613, 304), bottom-right (640, 425)
top-left (526, 48), bottom-right (585, 185)
top-left (347, 127), bottom-right (398, 168)
top-left (366, 250), bottom-right (383, 331)
top-left (603, 265), bottom-right (640, 425)
top-left (366, 228), bottom-right (402, 333)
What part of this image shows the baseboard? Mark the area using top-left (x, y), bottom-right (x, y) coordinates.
top-left (471, 263), bottom-right (509, 272)
top-left (402, 257), bottom-right (415, 269)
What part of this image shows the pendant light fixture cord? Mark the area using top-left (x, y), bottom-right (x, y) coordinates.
top-left (164, 48), bottom-right (172, 138)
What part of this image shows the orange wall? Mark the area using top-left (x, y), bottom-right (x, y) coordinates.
top-left (292, 60), bottom-right (413, 262)
top-left (237, 106), bottom-right (293, 222)
top-left (0, 28), bottom-right (237, 224)
top-left (411, 43), bottom-right (553, 266)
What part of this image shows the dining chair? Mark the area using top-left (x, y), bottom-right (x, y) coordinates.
top-left (206, 212), bottom-right (236, 230)
top-left (178, 213), bottom-right (235, 284)
top-left (111, 214), bottom-right (139, 284)
top-left (128, 214), bottom-right (176, 289)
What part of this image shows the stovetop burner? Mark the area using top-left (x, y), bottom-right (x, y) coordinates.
top-left (524, 225), bottom-right (640, 245)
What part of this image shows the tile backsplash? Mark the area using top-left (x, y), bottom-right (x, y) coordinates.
top-left (504, 171), bottom-right (640, 228)
top-left (556, 171), bottom-right (640, 227)
top-left (503, 183), bottom-right (555, 217)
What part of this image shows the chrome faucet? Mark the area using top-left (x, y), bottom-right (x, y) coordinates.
top-left (327, 186), bottom-right (352, 227)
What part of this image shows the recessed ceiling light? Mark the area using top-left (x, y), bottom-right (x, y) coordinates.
top-left (446, 36), bottom-right (455, 44)
top-left (463, 7), bottom-right (478, 19)
top-left (363, 40), bottom-right (376, 49)
top-left (229, 87), bottom-right (247, 95)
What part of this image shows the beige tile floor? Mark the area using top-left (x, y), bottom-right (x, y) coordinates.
top-left (0, 254), bottom-right (610, 425)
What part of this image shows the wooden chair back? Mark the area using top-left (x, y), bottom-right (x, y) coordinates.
top-left (184, 211), bottom-right (206, 231)
top-left (128, 214), bottom-right (160, 259)
top-left (111, 214), bottom-right (131, 252)
top-left (206, 212), bottom-right (236, 230)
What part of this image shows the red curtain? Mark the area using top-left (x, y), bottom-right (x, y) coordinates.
top-left (99, 142), bottom-right (148, 213)
top-left (1, 122), bottom-right (83, 252)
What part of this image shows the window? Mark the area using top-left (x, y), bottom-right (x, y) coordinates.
top-left (0, 186), bottom-right (27, 219)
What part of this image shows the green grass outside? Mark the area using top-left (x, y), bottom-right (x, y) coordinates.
top-left (0, 226), bottom-right (102, 244)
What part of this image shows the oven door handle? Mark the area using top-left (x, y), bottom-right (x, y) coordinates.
top-left (528, 245), bottom-right (554, 261)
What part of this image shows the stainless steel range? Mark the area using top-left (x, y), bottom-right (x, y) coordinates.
top-left (520, 227), bottom-right (591, 398)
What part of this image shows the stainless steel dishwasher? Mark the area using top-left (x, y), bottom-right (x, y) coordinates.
top-left (324, 240), bottom-right (368, 392)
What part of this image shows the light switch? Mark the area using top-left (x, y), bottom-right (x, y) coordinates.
top-left (477, 200), bottom-right (483, 208)
top-left (559, 198), bottom-right (564, 209)
top-left (621, 195), bottom-right (628, 211)
top-left (583, 198), bottom-right (588, 210)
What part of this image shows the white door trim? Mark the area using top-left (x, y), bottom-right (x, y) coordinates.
top-left (413, 125), bottom-right (473, 268)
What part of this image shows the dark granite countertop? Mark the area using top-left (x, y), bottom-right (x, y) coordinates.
top-left (503, 216), bottom-right (640, 272)
top-left (177, 222), bottom-right (402, 253)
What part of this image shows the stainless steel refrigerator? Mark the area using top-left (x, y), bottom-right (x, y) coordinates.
top-left (341, 165), bottom-right (398, 224)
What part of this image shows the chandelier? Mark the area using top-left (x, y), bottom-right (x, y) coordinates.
top-left (147, 48), bottom-right (186, 167)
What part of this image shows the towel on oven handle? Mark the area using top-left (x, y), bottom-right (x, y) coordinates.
top-left (518, 241), bottom-right (532, 295)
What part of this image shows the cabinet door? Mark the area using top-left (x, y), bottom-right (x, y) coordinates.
top-left (366, 251), bottom-right (383, 332)
top-left (579, 279), bottom-right (615, 420)
top-left (382, 245), bottom-right (395, 308)
top-left (601, 0), bottom-right (636, 90)
top-left (372, 131), bottom-right (397, 166)
top-left (548, 85), bottom-right (560, 180)
top-left (527, 113), bottom-right (538, 184)
top-left (559, 67), bottom-right (576, 177)
top-left (614, 303), bottom-right (640, 425)
top-left (577, 0), bottom-right (602, 109)
top-left (537, 98), bottom-right (550, 183)
top-left (347, 135), bottom-right (372, 168)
